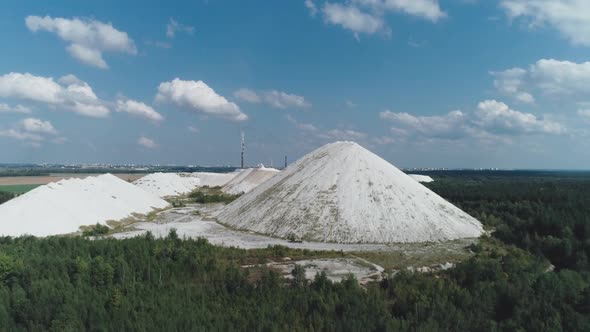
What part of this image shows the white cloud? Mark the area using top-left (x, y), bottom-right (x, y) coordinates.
top-left (0, 72), bottom-right (109, 118)
top-left (0, 103), bottom-right (32, 114)
top-left (345, 100), bottom-right (356, 108)
top-left (380, 100), bottom-right (564, 143)
top-left (233, 88), bottom-right (261, 103)
top-left (166, 18), bottom-right (195, 38)
top-left (156, 78), bottom-right (247, 121)
top-left (25, 15), bottom-right (137, 68)
top-left (475, 100), bottom-right (564, 135)
top-left (188, 126), bottom-right (199, 133)
top-left (0, 117), bottom-right (61, 146)
top-left (234, 88), bottom-right (311, 109)
top-left (305, 0), bottom-right (319, 16)
top-left (286, 114), bottom-right (319, 131)
top-left (66, 44), bottom-right (108, 69)
top-left (322, 3), bottom-right (388, 37)
top-left (137, 136), bottom-right (158, 148)
top-left (287, 114), bottom-right (367, 142)
top-left (501, 0), bottom-right (590, 46)
top-left (116, 99), bottom-right (163, 122)
top-left (373, 136), bottom-right (395, 145)
top-left (492, 59), bottom-right (590, 103)
top-left (0, 129), bottom-right (43, 143)
top-left (354, 0), bottom-right (446, 22)
top-left (578, 109), bottom-right (590, 121)
top-left (491, 67), bottom-right (535, 103)
top-left (21, 118), bottom-right (58, 135)
top-left (314, 0), bottom-right (444, 38)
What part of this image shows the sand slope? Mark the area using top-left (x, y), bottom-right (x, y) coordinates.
top-left (222, 166), bottom-right (280, 194)
top-left (190, 172), bottom-right (238, 187)
top-left (0, 174), bottom-right (169, 237)
top-left (408, 174), bottom-right (434, 183)
top-left (218, 141), bottom-right (483, 243)
top-left (133, 173), bottom-right (200, 197)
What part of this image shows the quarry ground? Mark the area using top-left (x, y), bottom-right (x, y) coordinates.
top-left (111, 203), bottom-right (477, 277)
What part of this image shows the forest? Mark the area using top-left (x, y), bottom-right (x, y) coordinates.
top-left (0, 172), bottom-right (588, 331)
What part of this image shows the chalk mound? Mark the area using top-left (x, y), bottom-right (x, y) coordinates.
top-left (134, 173), bottom-right (200, 197)
top-left (190, 172), bottom-right (239, 187)
top-left (218, 141), bottom-right (483, 243)
top-left (408, 174), bottom-right (434, 183)
top-left (0, 174), bottom-right (169, 237)
top-left (222, 166), bottom-right (280, 194)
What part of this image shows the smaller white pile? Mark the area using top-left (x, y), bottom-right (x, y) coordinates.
top-left (408, 174), bottom-right (434, 183)
top-left (222, 165), bottom-right (280, 194)
top-left (0, 174), bottom-right (169, 237)
top-left (134, 173), bottom-right (200, 197)
top-left (189, 172), bottom-right (239, 187)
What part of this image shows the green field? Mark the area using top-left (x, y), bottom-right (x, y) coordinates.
top-left (0, 184), bottom-right (40, 194)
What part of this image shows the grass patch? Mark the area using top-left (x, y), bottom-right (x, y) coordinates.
top-left (188, 188), bottom-right (241, 204)
top-left (0, 184), bottom-right (40, 194)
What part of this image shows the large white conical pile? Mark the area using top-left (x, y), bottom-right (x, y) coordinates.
top-left (217, 141), bottom-right (483, 243)
top-left (222, 165), bottom-right (280, 194)
top-left (0, 174), bottom-right (169, 237)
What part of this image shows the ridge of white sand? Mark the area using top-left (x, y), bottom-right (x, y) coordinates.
top-left (408, 174), bottom-right (434, 183)
top-left (133, 172), bottom-right (200, 197)
top-left (0, 174), bottom-right (169, 237)
top-left (222, 166), bottom-right (280, 194)
top-left (217, 141), bottom-right (483, 244)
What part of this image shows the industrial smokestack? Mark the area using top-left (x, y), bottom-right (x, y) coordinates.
top-left (284, 155), bottom-right (287, 169)
top-left (240, 131), bottom-right (245, 169)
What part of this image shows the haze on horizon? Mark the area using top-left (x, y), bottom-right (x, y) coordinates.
top-left (1, 0), bottom-right (590, 169)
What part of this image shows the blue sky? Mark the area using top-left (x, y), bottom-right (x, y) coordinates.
top-left (1, 0), bottom-right (590, 169)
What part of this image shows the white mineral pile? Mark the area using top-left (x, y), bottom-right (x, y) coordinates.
top-left (218, 141), bottom-right (483, 243)
top-left (222, 165), bottom-right (280, 194)
top-left (408, 174), bottom-right (434, 183)
top-left (190, 172), bottom-right (239, 187)
top-left (133, 173), bottom-right (200, 197)
top-left (0, 174), bottom-right (169, 237)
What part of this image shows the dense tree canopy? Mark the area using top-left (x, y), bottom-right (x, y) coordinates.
top-left (0, 172), bottom-right (588, 331)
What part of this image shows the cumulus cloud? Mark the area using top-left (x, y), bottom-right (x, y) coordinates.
top-left (233, 88), bottom-right (261, 103)
top-left (380, 100), bottom-right (564, 143)
top-left (0, 103), bottom-right (32, 114)
top-left (0, 117), bottom-right (61, 146)
top-left (21, 118), bottom-right (58, 135)
top-left (166, 18), bottom-right (195, 38)
top-left (286, 114), bottom-right (367, 142)
top-left (305, 0), bottom-right (319, 16)
top-left (492, 59), bottom-right (590, 102)
top-left (137, 136), bottom-right (158, 148)
top-left (25, 15), bottom-right (136, 68)
top-left (353, 0), bottom-right (446, 22)
top-left (116, 99), bottom-right (163, 122)
top-left (234, 88), bottom-right (311, 109)
top-left (156, 78), bottom-right (247, 121)
top-left (501, 0), bottom-right (590, 46)
top-left (491, 67), bottom-right (535, 103)
top-left (309, 0), bottom-right (444, 38)
top-left (0, 72), bottom-right (109, 118)
top-left (322, 3), bottom-right (388, 38)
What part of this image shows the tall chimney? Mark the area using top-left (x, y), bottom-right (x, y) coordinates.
top-left (240, 131), bottom-right (245, 169)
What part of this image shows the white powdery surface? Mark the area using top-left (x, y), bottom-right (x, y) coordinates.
top-left (222, 166), bottom-right (280, 194)
top-left (189, 172), bottom-right (238, 187)
top-left (408, 174), bottom-right (434, 183)
top-left (218, 141), bottom-right (484, 243)
top-left (0, 174), bottom-right (169, 237)
top-left (133, 173), bottom-right (200, 197)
